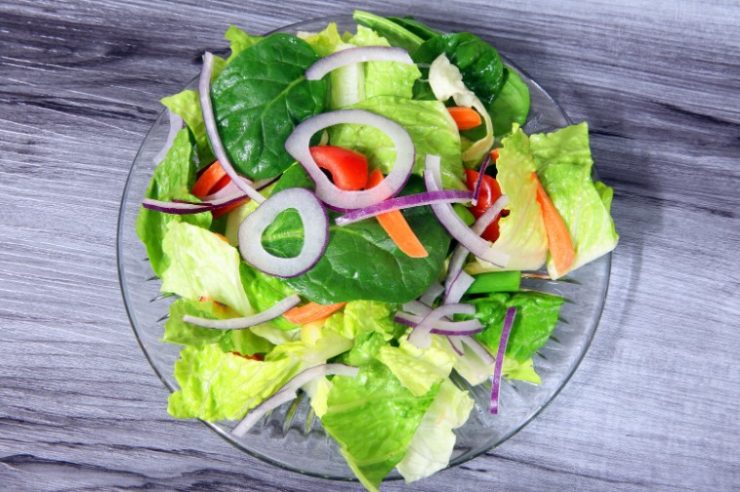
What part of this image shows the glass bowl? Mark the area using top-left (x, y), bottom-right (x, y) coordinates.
top-left (117, 15), bottom-right (611, 483)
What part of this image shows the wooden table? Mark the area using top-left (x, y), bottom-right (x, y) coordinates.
top-left (2, 1), bottom-right (738, 490)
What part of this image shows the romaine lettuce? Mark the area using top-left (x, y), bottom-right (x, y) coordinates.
top-left (376, 336), bottom-right (455, 396)
top-left (529, 123), bottom-right (619, 277)
top-left (135, 130), bottom-right (211, 276)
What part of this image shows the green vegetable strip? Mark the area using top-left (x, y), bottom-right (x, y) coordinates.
top-left (468, 271), bottom-right (522, 294)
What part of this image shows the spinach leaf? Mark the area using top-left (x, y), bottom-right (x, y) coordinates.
top-left (211, 33), bottom-right (327, 180)
top-left (491, 68), bottom-right (531, 137)
top-left (413, 32), bottom-right (505, 108)
top-left (353, 10), bottom-right (424, 52)
top-left (387, 16), bottom-right (439, 41)
top-left (467, 291), bottom-right (563, 362)
top-left (262, 174), bottom-right (451, 304)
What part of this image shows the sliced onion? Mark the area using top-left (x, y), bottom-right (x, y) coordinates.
top-left (200, 52), bottom-right (265, 203)
top-left (443, 271), bottom-right (475, 305)
top-left (335, 190), bottom-right (472, 226)
top-left (238, 188), bottom-right (328, 278)
top-left (402, 300), bottom-right (432, 316)
top-left (232, 363), bottom-right (359, 437)
top-left (183, 294), bottom-right (301, 329)
top-left (470, 154), bottom-right (491, 206)
top-left (305, 46), bottom-right (413, 81)
top-left (425, 154), bottom-right (509, 267)
top-left (490, 307), bottom-right (517, 414)
top-left (153, 109), bottom-right (183, 164)
top-left (142, 191), bottom-right (252, 215)
top-left (445, 194), bottom-right (509, 292)
top-left (408, 303), bottom-right (475, 349)
top-left (459, 335), bottom-right (495, 366)
top-left (285, 110), bottom-right (414, 210)
top-left (396, 311), bottom-right (483, 337)
top-left (203, 176), bottom-right (275, 203)
top-left (447, 336), bottom-right (465, 356)
top-left (419, 282), bottom-right (444, 307)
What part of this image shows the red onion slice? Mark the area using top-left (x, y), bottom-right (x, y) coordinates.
top-left (232, 363), bottom-right (359, 437)
top-left (459, 335), bottom-right (495, 366)
top-left (443, 271), bottom-right (475, 304)
top-left (183, 294), bottom-right (301, 329)
top-left (424, 154), bottom-right (509, 267)
top-left (470, 154), bottom-right (491, 207)
top-left (285, 110), bottom-right (415, 210)
top-left (490, 307), bottom-right (517, 414)
top-left (395, 313), bottom-right (484, 337)
top-left (142, 199), bottom-right (211, 215)
top-left (444, 194), bottom-right (509, 293)
top-left (419, 282), bottom-right (444, 307)
top-left (200, 52), bottom-right (265, 203)
top-left (238, 188), bottom-right (328, 278)
top-left (335, 190), bottom-right (472, 226)
top-left (305, 46), bottom-right (413, 81)
top-left (407, 303), bottom-right (476, 349)
top-left (153, 109), bottom-right (184, 164)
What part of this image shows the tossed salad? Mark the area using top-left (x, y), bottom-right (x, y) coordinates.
top-left (137, 11), bottom-right (618, 490)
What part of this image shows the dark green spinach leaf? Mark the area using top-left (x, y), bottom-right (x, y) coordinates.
top-left (387, 16), bottom-right (439, 41)
top-left (468, 291), bottom-right (563, 362)
top-left (211, 33), bottom-right (327, 180)
top-left (353, 10), bottom-right (424, 52)
top-left (413, 32), bottom-right (505, 107)
top-left (491, 68), bottom-right (531, 137)
top-left (262, 173), bottom-right (451, 304)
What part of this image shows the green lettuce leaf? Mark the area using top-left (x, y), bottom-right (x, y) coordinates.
top-left (160, 221), bottom-right (251, 315)
top-left (298, 22), bottom-right (343, 56)
top-left (211, 33), bottom-right (327, 179)
top-left (329, 96), bottom-right (464, 189)
top-left (348, 26), bottom-right (422, 100)
top-left (321, 362), bottom-right (438, 491)
top-left (469, 125), bottom-right (548, 273)
top-left (224, 25), bottom-right (262, 63)
top-left (529, 123), bottom-right (619, 277)
top-left (240, 264), bottom-right (298, 331)
top-left (168, 344), bottom-right (300, 421)
top-left (136, 130), bottom-right (211, 276)
top-left (376, 336), bottom-right (455, 396)
top-left (470, 291), bottom-right (563, 362)
top-left (160, 91), bottom-right (213, 165)
top-left (396, 379), bottom-right (473, 482)
top-left (163, 298), bottom-right (272, 355)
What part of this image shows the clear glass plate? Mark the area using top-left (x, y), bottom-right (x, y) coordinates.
top-left (117, 15), bottom-right (611, 483)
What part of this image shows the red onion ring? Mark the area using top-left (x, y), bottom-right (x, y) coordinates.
top-left (424, 154), bottom-right (509, 267)
top-left (470, 154), bottom-right (491, 207)
top-left (447, 336), bottom-right (465, 356)
top-left (232, 363), bottom-right (359, 437)
top-left (200, 52), bottom-right (265, 203)
top-left (490, 307), bottom-right (517, 414)
top-left (334, 190), bottom-right (472, 226)
top-left (285, 110), bottom-right (415, 210)
top-left (305, 46), bottom-right (413, 81)
top-left (419, 282), bottom-right (444, 307)
top-left (182, 294), bottom-right (301, 329)
top-left (442, 271), bottom-right (475, 305)
top-left (238, 188), bottom-right (328, 278)
top-left (407, 303), bottom-right (475, 349)
top-left (153, 109), bottom-right (183, 165)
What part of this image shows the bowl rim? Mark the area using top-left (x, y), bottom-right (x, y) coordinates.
top-left (116, 13), bottom-right (612, 483)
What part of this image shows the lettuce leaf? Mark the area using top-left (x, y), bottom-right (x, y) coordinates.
top-left (163, 298), bottom-right (272, 355)
top-left (376, 336), bottom-right (455, 396)
top-left (529, 123), bottom-right (619, 277)
top-left (160, 91), bottom-right (213, 165)
top-left (224, 25), bottom-right (262, 64)
top-left (396, 379), bottom-right (473, 482)
top-left (329, 96), bottom-right (465, 189)
top-left (168, 344), bottom-right (300, 421)
top-left (470, 291), bottom-right (563, 362)
top-left (160, 221), bottom-right (251, 315)
top-left (298, 22), bottom-right (343, 56)
top-left (469, 125), bottom-right (548, 273)
top-left (135, 130), bottom-right (211, 276)
top-left (321, 362), bottom-right (437, 491)
top-left (348, 26), bottom-right (421, 100)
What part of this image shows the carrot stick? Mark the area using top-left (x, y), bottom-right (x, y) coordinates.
top-left (448, 106), bottom-right (482, 130)
top-left (533, 172), bottom-right (575, 275)
top-left (283, 302), bottom-right (346, 325)
top-left (367, 170), bottom-right (429, 258)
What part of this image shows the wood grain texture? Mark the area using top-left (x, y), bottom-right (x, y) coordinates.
top-left (1, 0), bottom-right (739, 490)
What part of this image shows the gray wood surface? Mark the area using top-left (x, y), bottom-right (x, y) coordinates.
top-left (1, 0), bottom-right (739, 490)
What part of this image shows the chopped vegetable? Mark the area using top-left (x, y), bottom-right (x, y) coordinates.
top-left (447, 106), bottom-right (482, 130)
top-left (533, 172), bottom-right (576, 275)
top-left (310, 145), bottom-right (369, 191)
top-left (468, 271), bottom-right (522, 294)
top-left (192, 161), bottom-right (228, 198)
top-left (284, 301), bottom-right (347, 325)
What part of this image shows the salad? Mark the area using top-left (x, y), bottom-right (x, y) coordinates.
top-left (136, 10), bottom-right (618, 491)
